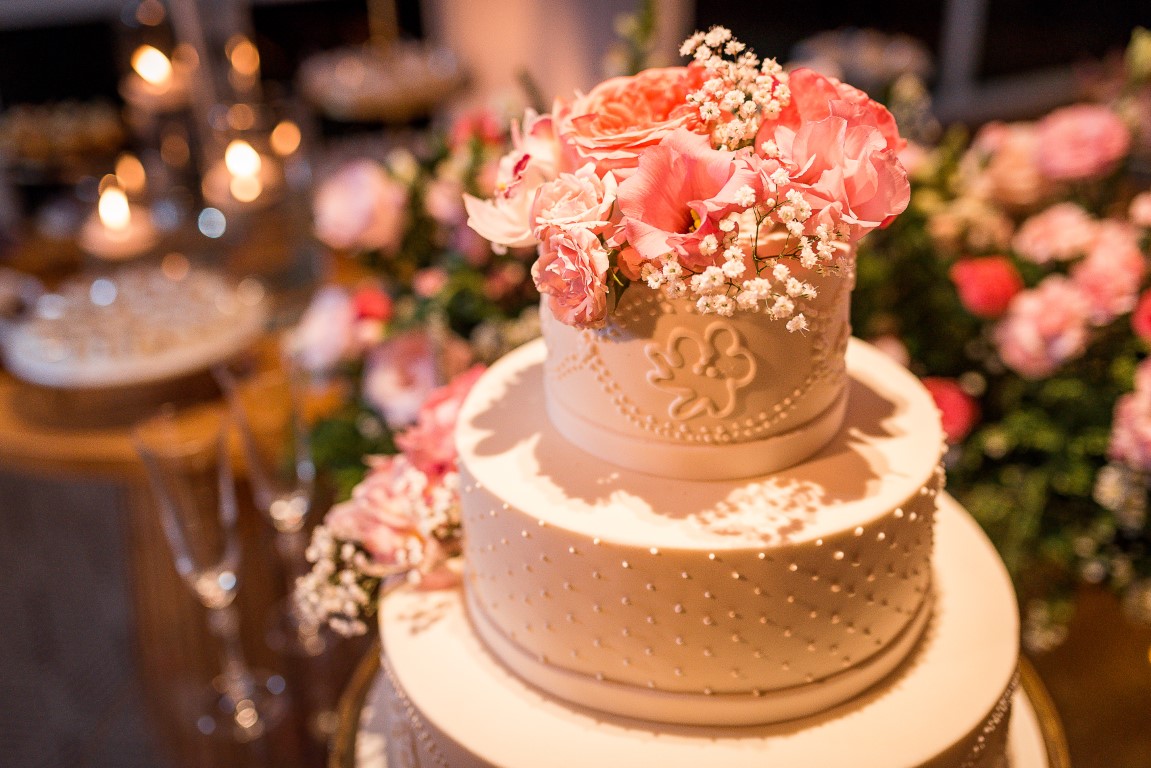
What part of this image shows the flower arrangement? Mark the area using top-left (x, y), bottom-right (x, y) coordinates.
top-left (852, 28), bottom-right (1151, 649)
top-left (464, 26), bottom-right (911, 331)
top-left (297, 109), bottom-right (543, 495)
top-left (294, 365), bottom-right (484, 637)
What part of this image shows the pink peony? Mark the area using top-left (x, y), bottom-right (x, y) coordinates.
top-left (1133, 291), bottom-right (1151, 342)
top-left (993, 276), bottom-right (1091, 378)
top-left (616, 129), bottom-right (748, 271)
top-left (532, 227), bottom-right (612, 327)
top-left (1129, 192), bottom-right (1151, 228)
top-left (949, 256), bottom-right (1024, 319)
top-left (1070, 221), bottom-right (1146, 325)
top-left (1109, 360), bottom-right (1151, 472)
top-left (969, 122), bottom-right (1052, 209)
top-left (288, 285), bottom-right (356, 372)
top-left (1012, 203), bottom-right (1097, 264)
top-left (1036, 104), bottom-right (1131, 181)
top-left (396, 365), bottom-right (486, 481)
top-left (464, 110), bottom-right (559, 247)
top-left (921, 377), bottom-right (980, 443)
top-left (313, 160), bottom-right (408, 252)
top-left (362, 330), bottom-right (469, 429)
top-left (554, 66), bottom-right (705, 178)
top-left (530, 164), bottom-right (619, 240)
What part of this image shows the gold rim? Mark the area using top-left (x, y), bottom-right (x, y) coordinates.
top-left (329, 639), bottom-right (381, 768)
top-left (1020, 655), bottom-right (1072, 768)
top-left (331, 645), bottom-right (1071, 767)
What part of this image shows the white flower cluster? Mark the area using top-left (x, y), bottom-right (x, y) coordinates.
top-left (681, 26), bottom-right (791, 151)
top-left (295, 525), bottom-right (392, 637)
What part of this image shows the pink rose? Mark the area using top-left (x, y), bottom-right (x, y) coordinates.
top-left (554, 66), bottom-right (705, 178)
top-left (288, 285), bottom-right (356, 372)
top-left (616, 129), bottom-right (747, 271)
top-left (313, 160), bottom-right (408, 253)
top-left (530, 164), bottom-right (619, 240)
top-left (413, 267), bottom-right (449, 298)
top-left (396, 365), bottom-right (486, 481)
top-left (1109, 360), bottom-right (1151, 472)
top-left (969, 122), bottom-right (1053, 209)
top-left (1036, 104), bottom-right (1131, 181)
top-left (1132, 291), bottom-right (1151, 342)
top-left (324, 458), bottom-right (422, 568)
top-left (532, 227), bottom-right (612, 328)
top-left (464, 110), bottom-right (559, 247)
top-left (921, 377), bottom-right (979, 444)
top-left (994, 276), bottom-right (1091, 378)
top-left (362, 331), bottom-right (441, 428)
top-left (1012, 203), bottom-right (1097, 264)
top-left (949, 256), bottom-right (1023, 319)
top-left (1129, 192), bottom-right (1151, 228)
top-left (1070, 221), bottom-right (1146, 325)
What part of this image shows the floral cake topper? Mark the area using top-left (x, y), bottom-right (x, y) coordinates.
top-left (465, 27), bottom-right (910, 330)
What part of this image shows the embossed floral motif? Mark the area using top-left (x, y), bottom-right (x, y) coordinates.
top-left (645, 322), bottom-right (756, 419)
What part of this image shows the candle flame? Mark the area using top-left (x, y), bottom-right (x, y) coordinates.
top-left (224, 140), bottom-right (262, 178)
top-left (131, 45), bottom-right (173, 88)
top-left (98, 187), bottom-right (131, 232)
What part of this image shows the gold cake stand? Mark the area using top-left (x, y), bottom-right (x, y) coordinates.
top-left (328, 641), bottom-right (1070, 768)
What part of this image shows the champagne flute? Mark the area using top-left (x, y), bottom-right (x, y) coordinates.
top-left (133, 403), bottom-right (288, 743)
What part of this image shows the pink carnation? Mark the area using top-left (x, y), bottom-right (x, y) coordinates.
top-left (530, 163), bottom-right (619, 240)
top-left (1012, 203), bottom-right (1097, 264)
top-left (1070, 221), bottom-right (1145, 325)
top-left (396, 364), bottom-right (485, 481)
top-left (921, 377), bottom-right (979, 443)
top-left (616, 129), bottom-right (749, 271)
top-left (554, 66), bottom-right (705, 178)
top-left (464, 110), bottom-right (559, 247)
top-left (313, 160), bottom-right (408, 253)
top-left (1036, 104), bottom-right (1131, 182)
top-left (532, 227), bottom-right (611, 327)
top-left (993, 276), bottom-right (1091, 378)
top-left (949, 256), bottom-right (1023, 319)
top-left (1109, 360), bottom-right (1151, 472)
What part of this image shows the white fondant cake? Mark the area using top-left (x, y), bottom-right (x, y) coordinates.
top-left (375, 292), bottom-right (1022, 765)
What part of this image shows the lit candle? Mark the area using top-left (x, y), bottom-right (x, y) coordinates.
top-left (120, 44), bottom-right (189, 113)
top-left (202, 138), bottom-right (283, 210)
top-left (79, 183), bottom-right (160, 260)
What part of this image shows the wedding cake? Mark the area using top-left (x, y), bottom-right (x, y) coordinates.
top-left (372, 28), bottom-right (1023, 767)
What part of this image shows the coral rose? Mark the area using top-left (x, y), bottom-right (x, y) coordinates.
top-left (1036, 104), bottom-right (1131, 181)
top-left (313, 160), bottom-right (408, 253)
top-left (554, 66), bottom-right (705, 178)
top-left (949, 256), bottom-right (1023, 319)
top-left (921, 377), bottom-right (980, 443)
top-left (993, 276), bottom-right (1091, 378)
top-left (532, 227), bottom-right (611, 327)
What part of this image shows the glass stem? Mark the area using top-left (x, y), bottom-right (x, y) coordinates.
top-left (208, 603), bottom-right (257, 704)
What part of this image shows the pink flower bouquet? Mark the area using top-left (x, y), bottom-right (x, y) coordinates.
top-left (465, 27), bottom-right (910, 330)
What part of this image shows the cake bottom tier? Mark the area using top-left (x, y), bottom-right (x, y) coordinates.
top-left (377, 496), bottom-right (1026, 768)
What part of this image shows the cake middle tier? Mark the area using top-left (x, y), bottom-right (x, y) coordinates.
top-left (456, 337), bottom-right (946, 725)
